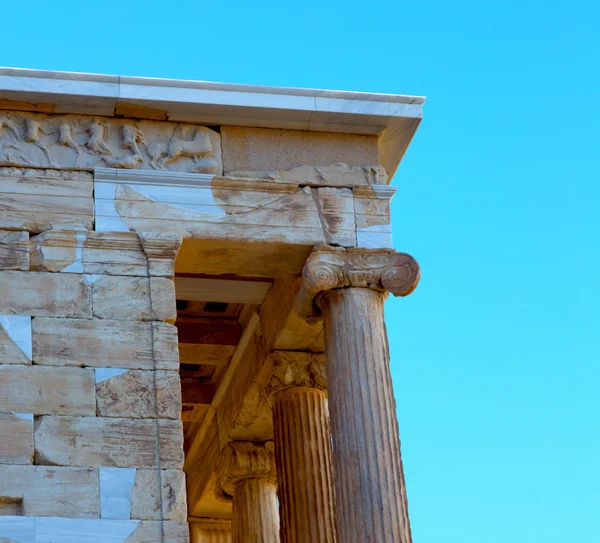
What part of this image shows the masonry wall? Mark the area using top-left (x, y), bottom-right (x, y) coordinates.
top-left (0, 168), bottom-right (189, 542)
top-left (0, 109), bottom-right (390, 542)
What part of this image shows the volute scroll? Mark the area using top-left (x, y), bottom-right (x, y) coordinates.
top-left (297, 246), bottom-right (420, 320)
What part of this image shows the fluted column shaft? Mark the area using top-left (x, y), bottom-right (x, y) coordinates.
top-left (320, 288), bottom-right (411, 543)
top-left (273, 386), bottom-right (338, 542)
top-left (232, 478), bottom-right (280, 543)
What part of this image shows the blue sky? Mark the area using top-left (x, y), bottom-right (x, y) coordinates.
top-left (3, 1), bottom-right (599, 541)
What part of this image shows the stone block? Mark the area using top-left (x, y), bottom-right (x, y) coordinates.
top-left (156, 371), bottom-right (182, 420)
top-left (130, 469), bottom-right (187, 520)
top-left (0, 365), bottom-right (95, 415)
top-left (96, 370), bottom-right (180, 419)
top-left (0, 167), bottom-right (94, 232)
top-left (150, 278), bottom-right (177, 323)
top-left (221, 126), bottom-right (379, 176)
top-left (92, 276), bottom-right (152, 321)
top-left (92, 276), bottom-right (176, 322)
top-left (0, 230), bottom-right (28, 270)
top-left (0, 465), bottom-right (99, 518)
top-left (317, 187), bottom-right (356, 246)
top-left (35, 416), bottom-right (184, 469)
top-left (30, 230), bottom-right (150, 276)
top-left (0, 413), bottom-right (33, 464)
top-left (32, 318), bottom-right (179, 370)
top-left (34, 517), bottom-right (139, 543)
top-left (125, 521), bottom-right (189, 543)
top-left (0, 271), bottom-right (91, 317)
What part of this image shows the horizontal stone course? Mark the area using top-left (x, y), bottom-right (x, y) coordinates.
top-left (0, 167), bottom-right (94, 232)
top-left (0, 516), bottom-right (189, 542)
top-left (32, 318), bottom-right (179, 370)
top-left (34, 416), bottom-right (184, 469)
top-left (0, 270), bottom-right (91, 317)
top-left (0, 365), bottom-right (95, 415)
top-left (0, 465), bottom-right (100, 518)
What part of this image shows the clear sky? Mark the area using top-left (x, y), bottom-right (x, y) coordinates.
top-left (3, 1), bottom-right (599, 541)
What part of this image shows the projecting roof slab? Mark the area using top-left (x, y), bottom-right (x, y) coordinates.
top-left (0, 67), bottom-right (424, 178)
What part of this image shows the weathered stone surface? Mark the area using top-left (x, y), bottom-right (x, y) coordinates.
top-left (318, 187), bottom-right (356, 247)
top-left (92, 276), bottom-right (152, 321)
top-left (297, 247), bottom-right (420, 320)
top-left (35, 416), bottom-right (184, 469)
top-left (273, 388), bottom-right (338, 542)
top-left (161, 520), bottom-right (190, 543)
top-left (0, 167), bottom-right (93, 232)
top-left (0, 315), bottom-right (31, 364)
top-left (30, 230), bottom-right (149, 276)
top-left (96, 370), bottom-right (180, 419)
top-left (124, 521), bottom-right (189, 543)
top-left (0, 465), bottom-right (99, 518)
top-left (0, 365), bottom-right (95, 415)
top-left (321, 288), bottom-right (412, 543)
top-left (138, 232), bottom-right (182, 277)
top-left (216, 442), bottom-right (279, 543)
top-left (0, 413), bottom-right (33, 464)
top-left (0, 111), bottom-right (222, 174)
top-left (92, 276), bottom-right (176, 322)
top-left (230, 163), bottom-right (388, 188)
top-left (150, 278), bottom-right (177, 323)
top-left (29, 229), bottom-right (78, 271)
top-left (354, 185), bottom-right (395, 249)
top-left (110, 182), bottom-right (327, 248)
top-left (0, 271), bottom-right (91, 317)
top-left (130, 470), bottom-right (187, 520)
top-left (32, 318), bottom-right (179, 370)
top-left (0, 231), bottom-right (28, 270)
top-left (155, 371), bottom-right (182, 420)
top-left (221, 126), bottom-right (379, 178)
top-left (34, 517), bottom-right (139, 542)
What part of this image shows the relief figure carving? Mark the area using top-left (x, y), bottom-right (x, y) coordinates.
top-left (0, 111), bottom-right (223, 174)
top-left (0, 114), bottom-right (19, 161)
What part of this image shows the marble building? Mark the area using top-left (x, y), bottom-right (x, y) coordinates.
top-left (0, 67), bottom-right (424, 543)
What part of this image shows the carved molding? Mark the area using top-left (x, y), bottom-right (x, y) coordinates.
top-left (297, 246), bottom-right (420, 320)
top-left (0, 111), bottom-right (222, 173)
top-left (137, 232), bottom-right (183, 277)
top-left (216, 442), bottom-right (276, 497)
top-left (264, 351), bottom-right (327, 398)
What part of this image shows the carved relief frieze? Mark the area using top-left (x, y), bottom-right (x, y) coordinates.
top-left (0, 111), bottom-right (222, 174)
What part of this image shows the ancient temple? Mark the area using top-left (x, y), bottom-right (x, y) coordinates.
top-left (0, 68), bottom-right (423, 543)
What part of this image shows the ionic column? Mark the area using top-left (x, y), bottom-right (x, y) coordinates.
top-left (266, 352), bottom-right (338, 542)
top-left (216, 442), bottom-right (280, 543)
top-left (297, 247), bottom-right (420, 543)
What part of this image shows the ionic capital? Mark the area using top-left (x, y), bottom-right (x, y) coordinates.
top-left (216, 442), bottom-right (276, 497)
top-left (297, 247), bottom-right (420, 319)
top-left (264, 351), bottom-right (327, 398)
